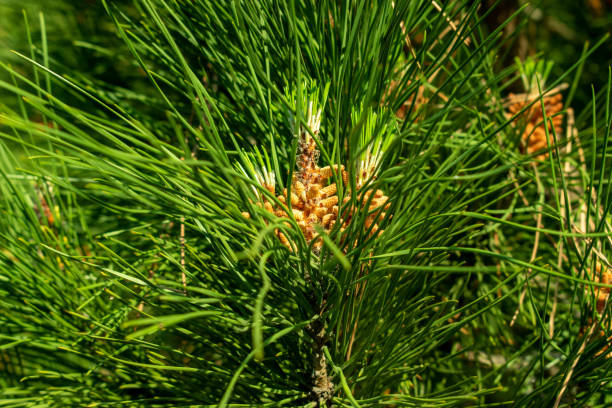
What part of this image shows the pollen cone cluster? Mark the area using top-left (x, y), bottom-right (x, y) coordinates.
top-left (243, 122), bottom-right (389, 251)
top-left (507, 92), bottom-right (564, 160)
top-left (583, 264), bottom-right (612, 358)
top-left (592, 264), bottom-right (612, 315)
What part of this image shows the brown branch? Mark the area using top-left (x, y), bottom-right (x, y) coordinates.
top-left (307, 299), bottom-right (334, 406)
top-left (180, 217), bottom-right (186, 294)
top-left (553, 321), bottom-right (597, 408)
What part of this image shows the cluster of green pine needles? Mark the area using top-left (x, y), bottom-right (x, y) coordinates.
top-left (0, 0), bottom-right (611, 407)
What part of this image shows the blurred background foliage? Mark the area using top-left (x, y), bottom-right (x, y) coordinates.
top-left (522, 0), bottom-right (611, 107)
top-left (484, 0), bottom-right (611, 106)
top-left (0, 0), bottom-right (153, 117)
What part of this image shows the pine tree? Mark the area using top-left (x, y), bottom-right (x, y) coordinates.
top-left (0, 1), bottom-right (611, 407)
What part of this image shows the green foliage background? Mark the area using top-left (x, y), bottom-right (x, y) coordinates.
top-left (0, 1), bottom-right (611, 407)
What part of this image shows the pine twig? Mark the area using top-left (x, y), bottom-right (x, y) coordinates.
top-left (308, 302), bottom-right (334, 406)
top-left (180, 216), bottom-right (186, 294)
top-left (553, 320), bottom-right (597, 408)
